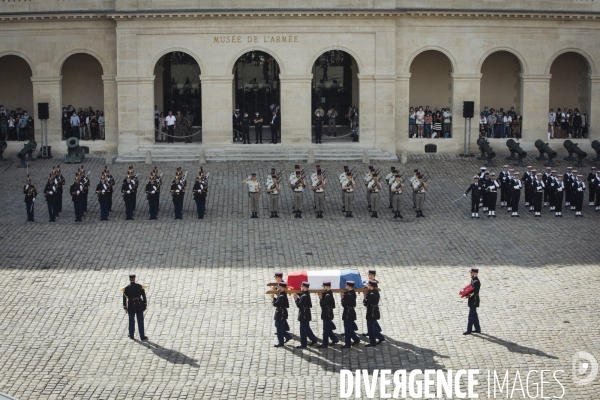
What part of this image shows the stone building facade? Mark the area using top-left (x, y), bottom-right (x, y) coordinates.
top-left (1, 0), bottom-right (599, 156)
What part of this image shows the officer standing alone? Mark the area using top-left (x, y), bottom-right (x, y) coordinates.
top-left (122, 274), bottom-right (149, 341)
top-left (463, 268), bottom-right (481, 335)
top-left (243, 173), bottom-right (261, 218)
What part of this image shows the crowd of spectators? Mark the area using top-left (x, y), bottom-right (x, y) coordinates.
top-left (478, 106), bottom-right (522, 139)
top-left (409, 106), bottom-right (453, 138)
top-left (62, 105), bottom-right (105, 141)
top-left (0, 105), bottom-right (34, 141)
top-left (548, 108), bottom-right (588, 139)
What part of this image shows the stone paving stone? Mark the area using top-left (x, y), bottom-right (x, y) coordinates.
top-left (0, 155), bottom-right (599, 399)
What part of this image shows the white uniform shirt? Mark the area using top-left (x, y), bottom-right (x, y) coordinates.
top-left (391, 179), bottom-right (403, 193)
top-left (267, 180), bottom-right (279, 195)
top-left (341, 177), bottom-right (354, 192)
top-left (368, 180), bottom-right (380, 193)
top-left (413, 180), bottom-right (425, 193)
top-left (312, 176), bottom-right (325, 193)
top-left (290, 176), bottom-right (304, 192)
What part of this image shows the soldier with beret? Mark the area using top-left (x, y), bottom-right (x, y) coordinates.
top-left (340, 281), bottom-right (361, 349)
top-left (271, 281), bottom-right (292, 347)
top-left (122, 274), bottom-right (148, 341)
top-left (317, 281), bottom-right (339, 348)
top-left (293, 282), bottom-right (319, 349)
top-left (463, 268), bottom-right (481, 335)
top-left (363, 280), bottom-right (384, 347)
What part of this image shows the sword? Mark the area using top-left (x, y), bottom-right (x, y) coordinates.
top-left (452, 194), bottom-right (467, 203)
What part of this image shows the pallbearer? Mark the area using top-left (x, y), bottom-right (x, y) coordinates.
top-left (463, 268), bottom-right (481, 335)
top-left (293, 282), bottom-right (319, 349)
top-left (340, 281), bottom-right (361, 349)
top-left (271, 281), bottom-right (292, 347)
top-left (363, 280), bottom-right (384, 347)
top-left (70, 174), bottom-right (84, 222)
top-left (23, 175), bottom-right (36, 222)
top-left (274, 272), bottom-right (290, 333)
top-left (317, 281), bottom-right (339, 348)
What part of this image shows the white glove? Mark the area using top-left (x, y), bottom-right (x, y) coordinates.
top-left (33, 198), bottom-right (35, 202)
top-left (102, 190), bottom-right (105, 194)
top-left (578, 188), bottom-right (583, 192)
top-left (176, 190), bottom-right (180, 193)
top-left (48, 191), bottom-right (53, 195)
top-left (151, 191), bottom-right (155, 194)
top-left (127, 191), bottom-right (131, 194)
top-left (77, 191), bottom-right (80, 194)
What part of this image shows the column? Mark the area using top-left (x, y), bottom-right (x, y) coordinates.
top-left (451, 73), bottom-right (481, 153)
top-left (588, 75), bottom-right (600, 142)
top-left (279, 74), bottom-right (312, 145)
top-left (374, 74), bottom-right (396, 151)
top-left (102, 75), bottom-right (118, 152)
top-left (358, 74), bottom-right (375, 147)
top-left (200, 75), bottom-right (233, 146)
top-left (395, 73), bottom-right (410, 153)
top-left (137, 76), bottom-right (155, 147)
top-left (116, 76), bottom-right (141, 155)
top-left (31, 76), bottom-right (62, 150)
top-left (520, 74), bottom-right (551, 144)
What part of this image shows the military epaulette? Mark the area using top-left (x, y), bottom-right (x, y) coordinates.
top-left (141, 284), bottom-right (149, 290)
top-left (120, 286), bottom-right (126, 293)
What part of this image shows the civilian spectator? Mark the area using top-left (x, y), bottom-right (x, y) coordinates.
top-left (415, 106), bottom-right (425, 138)
top-left (548, 109), bottom-right (556, 139)
top-left (487, 110), bottom-right (496, 138)
top-left (409, 107), bottom-right (416, 138)
top-left (443, 107), bottom-right (452, 136)
top-left (157, 112), bottom-right (166, 142)
top-left (424, 111), bottom-right (432, 138)
top-left (98, 111), bottom-right (105, 140)
top-left (432, 111), bottom-right (442, 138)
top-left (503, 113), bottom-right (512, 138)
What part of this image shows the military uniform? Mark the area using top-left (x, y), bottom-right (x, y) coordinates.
top-left (342, 172), bottom-right (356, 217)
top-left (498, 166), bottom-right (511, 207)
top-left (485, 173), bottom-right (499, 217)
top-left (170, 174), bottom-right (186, 219)
top-left (70, 178), bottom-right (85, 222)
top-left (241, 114), bottom-right (250, 144)
top-left (341, 282), bottom-right (361, 348)
top-left (385, 167), bottom-right (396, 208)
top-left (192, 172), bottom-right (208, 219)
top-left (314, 113), bottom-right (324, 143)
top-left (465, 177), bottom-right (481, 218)
top-left (574, 175), bottom-right (586, 216)
top-left (312, 171), bottom-right (325, 218)
top-left (290, 173), bottom-right (305, 218)
top-left (364, 168), bottom-right (374, 211)
top-left (232, 110), bottom-right (242, 142)
top-left (553, 178), bottom-right (565, 217)
top-left (272, 282), bottom-right (292, 347)
top-left (318, 283), bottom-right (339, 348)
top-left (542, 168), bottom-right (552, 206)
top-left (464, 268), bottom-right (481, 335)
top-left (412, 175), bottom-right (427, 218)
top-left (266, 174), bottom-right (280, 218)
top-left (363, 280), bottom-right (384, 346)
top-left (533, 175), bottom-right (545, 216)
top-left (390, 176), bottom-right (404, 218)
top-left (510, 173), bottom-right (522, 217)
top-left (96, 178), bottom-right (112, 221)
top-left (122, 275), bottom-right (148, 340)
top-left (244, 174), bottom-right (261, 218)
top-left (367, 176), bottom-right (381, 218)
top-left (253, 112), bottom-right (263, 144)
top-left (294, 283), bottom-right (319, 348)
top-left (183, 112), bottom-right (194, 143)
top-left (23, 178), bottom-right (37, 222)
top-left (146, 177), bottom-right (160, 220)
top-left (122, 179), bottom-right (136, 220)
top-left (587, 167), bottom-right (597, 206)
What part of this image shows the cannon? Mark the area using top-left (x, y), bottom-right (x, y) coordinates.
top-left (592, 140), bottom-right (600, 161)
top-left (0, 140), bottom-right (6, 161)
top-left (534, 139), bottom-right (557, 167)
top-left (16, 140), bottom-right (37, 168)
top-left (564, 140), bottom-right (587, 167)
top-left (505, 139), bottom-right (527, 166)
top-left (64, 137), bottom-right (85, 163)
top-left (476, 137), bottom-right (496, 167)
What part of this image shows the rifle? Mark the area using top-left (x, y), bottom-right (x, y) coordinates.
top-left (155, 172), bottom-right (163, 185)
top-left (180, 171), bottom-right (189, 185)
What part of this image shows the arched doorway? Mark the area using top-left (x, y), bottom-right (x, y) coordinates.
top-left (408, 50), bottom-right (453, 139)
top-left (311, 50), bottom-right (359, 143)
top-left (549, 52), bottom-right (590, 139)
top-left (61, 53), bottom-right (104, 141)
top-left (480, 51), bottom-right (522, 139)
top-left (232, 51), bottom-right (280, 144)
top-left (0, 55), bottom-right (33, 141)
top-left (154, 52), bottom-right (202, 143)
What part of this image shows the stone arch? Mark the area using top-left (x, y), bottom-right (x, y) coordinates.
top-left (228, 46), bottom-right (285, 76)
top-left (148, 47), bottom-right (204, 77)
top-left (546, 48), bottom-right (595, 76)
top-left (307, 45), bottom-right (364, 76)
top-left (477, 47), bottom-right (527, 75)
top-left (0, 51), bottom-right (34, 73)
top-left (0, 53), bottom-right (34, 116)
top-left (57, 49), bottom-right (108, 76)
top-left (548, 51), bottom-right (591, 122)
top-left (405, 46), bottom-right (457, 75)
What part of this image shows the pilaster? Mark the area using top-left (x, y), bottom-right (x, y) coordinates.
top-left (31, 76), bottom-right (62, 150)
top-left (200, 75), bottom-right (233, 146)
top-left (451, 73), bottom-right (482, 152)
top-left (279, 74), bottom-right (312, 146)
top-left (102, 75), bottom-right (118, 152)
top-left (520, 74), bottom-right (552, 143)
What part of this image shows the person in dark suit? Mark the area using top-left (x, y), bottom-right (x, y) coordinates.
top-left (253, 112), bottom-right (263, 144)
top-left (318, 281), bottom-right (339, 348)
top-left (465, 175), bottom-right (481, 218)
top-left (463, 268), bottom-right (481, 335)
top-left (269, 110), bottom-right (279, 144)
top-left (271, 282), bottom-right (292, 347)
top-left (232, 109), bottom-right (242, 142)
top-left (241, 112), bottom-right (250, 144)
top-left (314, 112), bottom-right (324, 144)
top-left (363, 280), bottom-right (384, 347)
top-left (122, 274), bottom-right (148, 340)
top-left (293, 282), bottom-right (319, 349)
top-left (341, 281), bottom-right (361, 349)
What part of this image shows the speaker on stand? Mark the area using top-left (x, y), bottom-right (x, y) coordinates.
top-left (460, 101), bottom-right (475, 157)
top-left (37, 102), bottom-right (51, 159)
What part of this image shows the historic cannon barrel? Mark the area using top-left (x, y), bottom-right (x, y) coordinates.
top-left (17, 140), bottom-right (37, 160)
top-left (476, 137), bottom-right (496, 166)
top-left (564, 139), bottom-right (587, 167)
top-left (591, 140), bottom-right (600, 161)
top-left (506, 139), bottom-right (527, 166)
top-left (64, 136), bottom-right (85, 163)
top-left (67, 137), bottom-right (80, 155)
top-left (534, 139), bottom-right (557, 167)
top-left (0, 140), bottom-right (6, 161)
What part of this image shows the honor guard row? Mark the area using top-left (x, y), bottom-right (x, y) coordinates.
top-left (462, 165), bottom-right (597, 218)
top-left (38, 165), bottom-right (66, 222)
top-left (268, 269), bottom-right (384, 349)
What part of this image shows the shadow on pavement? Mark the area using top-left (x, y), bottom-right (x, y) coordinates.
top-left (475, 333), bottom-right (558, 359)
top-left (136, 340), bottom-right (201, 367)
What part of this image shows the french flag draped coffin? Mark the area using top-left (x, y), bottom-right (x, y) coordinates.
top-left (287, 270), bottom-right (365, 290)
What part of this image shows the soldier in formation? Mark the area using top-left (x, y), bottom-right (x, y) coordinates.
top-left (23, 174), bottom-right (37, 222)
top-left (192, 167), bottom-right (208, 219)
top-left (266, 169), bottom-right (280, 218)
top-left (242, 172), bottom-right (261, 218)
top-left (170, 168), bottom-right (187, 219)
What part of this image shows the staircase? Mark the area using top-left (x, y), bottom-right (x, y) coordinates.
top-left (115, 144), bottom-right (397, 163)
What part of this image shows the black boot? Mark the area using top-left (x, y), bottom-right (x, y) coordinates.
top-left (298, 211), bottom-right (302, 218)
top-left (294, 211), bottom-right (299, 218)
top-left (374, 212), bottom-right (378, 218)
top-left (420, 211), bottom-right (425, 218)
top-left (345, 211), bottom-right (350, 218)
top-left (393, 211), bottom-right (398, 219)
top-left (371, 212), bottom-right (376, 218)
top-left (416, 211), bottom-right (420, 218)
top-left (349, 211), bottom-right (353, 218)
top-left (274, 212), bottom-right (279, 218)
top-left (398, 212), bottom-right (403, 219)
top-left (270, 212), bottom-right (274, 218)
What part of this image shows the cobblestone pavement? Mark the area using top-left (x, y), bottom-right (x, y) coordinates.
top-left (0, 154), bottom-right (599, 399)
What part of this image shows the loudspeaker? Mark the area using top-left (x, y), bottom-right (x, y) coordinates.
top-left (38, 102), bottom-right (49, 120)
top-left (462, 101), bottom-right (474, 119)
